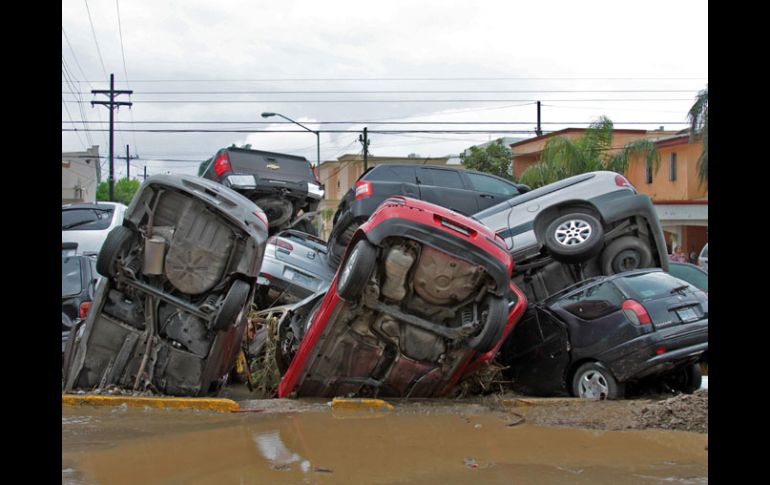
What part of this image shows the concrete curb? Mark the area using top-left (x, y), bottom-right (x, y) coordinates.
top-left (502, 397), bottom-right (590, 407)
top-left (331, 398), bottom-right (394, 412)
top-left (62, 394), bottom-right (240, 412)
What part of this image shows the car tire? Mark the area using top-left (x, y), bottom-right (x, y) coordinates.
top-left (600, 236), bottom-right (653, 275)
top-left (571, 362), bottom-right (625, 399)
top-left (212, 279), bottom-right (252, 331)
top-left (465, 296), bottom-right (507, 353)
top-left (96, 225), bottom-right (136, 278)
top-left (544, 212), bottom-right (604, 263)
top-left (293, 219), bottom-right (318, 236)
top-left (336, 239), bottom-right (377, 301)
top-left (661, 363), bottom-right (703, 394)
top-left (328, 219), bottom-right (362, 268)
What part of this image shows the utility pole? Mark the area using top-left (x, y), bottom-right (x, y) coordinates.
top-left (536, 101), bottom-right (543, 137)
top-left (115, 145), bottom-right (139, 180)
top-left (92, 74), bottom-right (132, 201)
top-left (359, 127), bottom-right (370, 171)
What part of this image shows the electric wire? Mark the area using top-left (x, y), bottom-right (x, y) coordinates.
top-left (83, 0), bottom-right (108, 78)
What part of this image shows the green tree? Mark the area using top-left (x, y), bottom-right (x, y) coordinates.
top-left (96, 178), bottom-right (141, 205)
top-left (460, 139), bottom-right (514, 180)
top-left (519, 116), bottom-right (660, 188)
top-left (688, 85), bottom-right (708, 188)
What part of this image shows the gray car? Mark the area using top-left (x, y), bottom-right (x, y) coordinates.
top-left (256, 229), bottom-right (335, 308)
top-left (63, 174), bottom-right (269, 396)
top-left (474, 171), bottom-right (669, 301)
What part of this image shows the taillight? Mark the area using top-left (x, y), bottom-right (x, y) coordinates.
top-left (622, 299), bottom-right (651, 325)
top-left (79, 301), bottom-right (92, 319)
top-left (214, 151), bottom-right (232, 177)
top-left (275, 239), bottom-right (294, 252)
top-left (253, 210), bottom-right (268, 227)
top-left (615, 174), bottom-right (636, 191)
top-left (355, 180), bottom-right (373, 200)
top-left (312, 165), bottom-right (321, 184)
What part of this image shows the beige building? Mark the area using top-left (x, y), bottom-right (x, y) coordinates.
top-left (317, 154), bottom-right (452, 238)
top-left (62, 146), bottom-right (101, 204)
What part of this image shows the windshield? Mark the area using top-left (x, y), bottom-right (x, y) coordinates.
top-left (62, 257), bottom-right (83, 297)
top-left (62, 207), bottom-right (114, 231)
top-left (615, 271), bottom-right (695, 300)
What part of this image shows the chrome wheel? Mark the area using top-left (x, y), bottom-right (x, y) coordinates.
top-left (554, 219), bottom-right (593, 247)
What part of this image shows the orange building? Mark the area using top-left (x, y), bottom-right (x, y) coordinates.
top-left (625, 133), bottom-right (708, 261)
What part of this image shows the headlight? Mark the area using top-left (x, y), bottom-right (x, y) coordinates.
top-left (226, 175), bottom-right (257, 189)
top-left (308, 183), bottom-right (325, 198)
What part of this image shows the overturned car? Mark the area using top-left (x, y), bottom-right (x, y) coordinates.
top-left (276, 196), bottom-right (527, 398)
top-left (63, 175), bottom-right (268, 396)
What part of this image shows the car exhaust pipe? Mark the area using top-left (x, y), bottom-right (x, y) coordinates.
top-left (143, 236), bottom-right (166, 275)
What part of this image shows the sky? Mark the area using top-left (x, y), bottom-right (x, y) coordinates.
top-left (62, 0), bottom-right (708, 182)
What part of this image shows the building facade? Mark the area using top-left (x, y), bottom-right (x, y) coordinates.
top-left (62, 146), bottom-right (101, 204)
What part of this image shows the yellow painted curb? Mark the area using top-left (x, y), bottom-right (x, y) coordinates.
top-left (62, 394), bottom-right (240, 412)
top-left (331, 398), bottom-right (394, 412)
top-left (509, 397), bottom-right (590, 407)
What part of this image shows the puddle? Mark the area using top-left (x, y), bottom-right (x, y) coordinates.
top-left (63, 406), bottom-right (707, 484)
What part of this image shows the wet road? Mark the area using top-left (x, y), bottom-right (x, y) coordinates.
top-left (63, 404), bottom-right (707, 484)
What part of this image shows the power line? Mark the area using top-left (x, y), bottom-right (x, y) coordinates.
top-left (62, 129), bottom-right (546, 134)
top-left (83, 0), bottom-right (108, 78)
top-left (62, 76), bottom-right (707, 83)
top-left (62, 119), bottom-right (690, 126)
top-left (62, 98), bottom-right (694, 104)
top-left (114, 0), bottom-right (141, 158)
top-left (62, 89), bottom-right (701, 95)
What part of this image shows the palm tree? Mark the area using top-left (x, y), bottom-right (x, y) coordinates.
top-left (688, 85), bottom-right (708, 188)
top-left (519, 116), bottom-right (660, 188)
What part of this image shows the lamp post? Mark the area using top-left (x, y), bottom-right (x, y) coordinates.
top-left (261, 112), bottom-right (320, 168)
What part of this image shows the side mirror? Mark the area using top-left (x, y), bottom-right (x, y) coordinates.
top-left (516, 184), bottom-right (532, 194)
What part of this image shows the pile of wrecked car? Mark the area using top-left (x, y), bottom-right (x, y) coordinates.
top-left (62, 160), bottom-right (707, 401)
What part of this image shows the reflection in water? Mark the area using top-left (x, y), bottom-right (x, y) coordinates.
top-left (63, 406), bottom-right (707, 485)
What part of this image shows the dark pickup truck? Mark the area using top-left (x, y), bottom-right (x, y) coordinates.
top-left (200, 147), bottom-right (324, 235)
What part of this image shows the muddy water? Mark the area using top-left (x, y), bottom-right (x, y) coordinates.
top-left (63, 405), bottom-right (707, 484)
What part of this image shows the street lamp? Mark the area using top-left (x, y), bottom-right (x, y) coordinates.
top-left (261, 112), bottom-right (320, 169)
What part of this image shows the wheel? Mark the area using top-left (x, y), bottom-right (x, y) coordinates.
top-left (601, 236), bottom-right (653, 275)
top-left (212, 279), bottom-right (252, 331)
top-left (96, 226), bottom-right (136, 278)
top-left (336, 239), bottom-right (377, 301)
top-left (543, 212), bottom-right (604, 263)
top-left (293, 219), bottom-right (318, 236)
top-left (571, 362), bottom-right (625, 399)
top-left (661, 363), bottom-right (702, 394)
top-left (465, 296), bottom-right (507, 353)
top-left (328, 219), bottom-right (362, 268)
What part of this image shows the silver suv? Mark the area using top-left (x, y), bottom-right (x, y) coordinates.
top-left (474, 171), bottom-right (669, 301)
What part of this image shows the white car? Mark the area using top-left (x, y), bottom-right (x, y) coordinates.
top-left (62, 202), bottom-right (127, 256)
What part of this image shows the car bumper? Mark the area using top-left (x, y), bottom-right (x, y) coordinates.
top-left (601, 320), bottom-right (708, 382)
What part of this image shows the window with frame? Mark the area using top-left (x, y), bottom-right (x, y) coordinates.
top-left (645, 159), bottom-right (653, 184)
top-left (466, 172), bottom-right (519, 196)
top-left (423, 168), bottom-right (464, 189)
top-left (669, 152), bottom-right (677, 181)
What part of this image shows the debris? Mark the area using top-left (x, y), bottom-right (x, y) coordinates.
top-left (314, 467), bottom-right (333, 473)
top-left (463, 457), bottom-right (478, 469)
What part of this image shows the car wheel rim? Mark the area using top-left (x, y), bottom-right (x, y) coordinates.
top-left (578, 370), bottom-right (609, 399)
top-left (340, 244), bottom-right (362, 289)
top-left (614, 249), bottom-right (641, 272)
top-left (555, 219), bottom-right (592, 247)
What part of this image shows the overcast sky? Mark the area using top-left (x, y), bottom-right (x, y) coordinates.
top-left (62, 0), bottom-right (708, 181)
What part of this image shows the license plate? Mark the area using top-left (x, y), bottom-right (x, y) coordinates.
top-left (676, 307), bottom-right (698, 322)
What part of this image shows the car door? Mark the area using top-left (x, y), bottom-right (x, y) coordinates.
top-left (465, 172), bottom-right (521, 211)
top-left (416, 167), bottom-right (479, 216)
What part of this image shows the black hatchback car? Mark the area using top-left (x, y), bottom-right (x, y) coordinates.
top-left (501, 269), bottom-right (707, 399)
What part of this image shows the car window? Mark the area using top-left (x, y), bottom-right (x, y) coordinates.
top-left (700, 244), bottom-right (708, 258)
top-left (668, 264), bottom-right (708, 292)
top-left (366, 165), bottom-right (416, 183)
top-left (62, 208), bottom-right (114, 231)
top-left (616, 271), bottom-right (693, 300)
top-left (466, 173), bottom-right (520, 196)
top-left (554, 282), bottom-right (623, 319)
top-left (422, 168), bottom-right (464, 189)
top-left (62, 257), bottom-right (82, 297)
